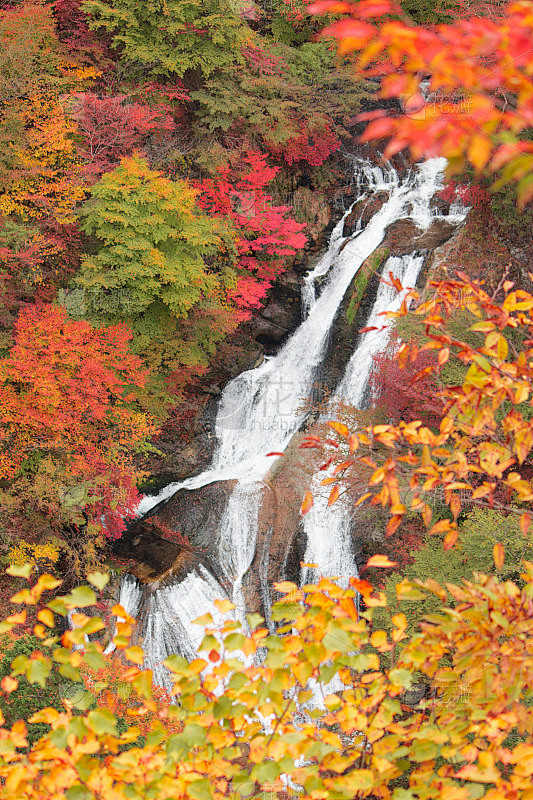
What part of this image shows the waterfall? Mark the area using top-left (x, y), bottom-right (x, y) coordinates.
top-left (141, 566), bottom-right (233, 690)
top-left (137, 157), bottom-right (451, 515)
top-left (301, 196), bottom-right (362, 318)
top-left (301, 253), bottom-right (425, 588)
top-left (217, 482), bottom-right (262, 623)
top-left (118, 157), bottom-right (467, 684)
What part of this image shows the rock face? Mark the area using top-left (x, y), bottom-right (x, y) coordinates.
top-left (384, 218), bottom-right (457, 256)
top-left (149, 480), bottom-right (238, 557)
top-left (251, 270), bottom-right (303, 352)
top-left (343, 192), bottom-right (389, 237)
top-left (318, 244), bottom-right (391, 398)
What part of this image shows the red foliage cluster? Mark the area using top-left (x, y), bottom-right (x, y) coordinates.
top-left (268, 118), bottom-right (340, 167)
top-left (73, 94), bottom-right (175, 178)
top-left (52, 0), bottom-right (112, 66)
top-left (243, 45), bottom-right (283, 76)
top-left (0, 304), bottom-right (153, 540)
top-left (439, 179), bottom-right (491, 210)
top-left (370, 335), bottom-right (444, 428)
top-left (196, 150), bottom-right (307, 315)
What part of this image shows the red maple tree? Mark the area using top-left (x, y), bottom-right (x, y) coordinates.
top-left (0, 305), bottom-right (155, 546)
top-left (196, 150), bottom-right (307, 316)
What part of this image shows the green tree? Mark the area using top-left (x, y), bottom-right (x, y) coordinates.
top-left (73, 154), bottom-right (238, 398)
top-left (374, 508), bottom-right (533, 639)
top-left (78, 154), bottom-right (228, 318)
top-left (0, 633), bottom-right (81, 746)
top-left (81, 0), bottom-right (249, 82)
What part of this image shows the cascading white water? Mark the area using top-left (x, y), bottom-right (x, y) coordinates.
top-left (301, 200), bottom-right (361, 318)
top-left (337, 253), bottom-right (425, 406)
top-left (301, 253), bottom-right (425, 589)
top-left (300, 164), bottom-right (467, 590)
top-left (121, 157), bottom-right (468, 685)
top-left (217, 482), bottom-right (262, 623)
top-left (141, 566), bottom-right (232, 690)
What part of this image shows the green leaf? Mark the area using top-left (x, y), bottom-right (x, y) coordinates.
top-left (224, 633), bottom-right (245, 651)
top-left (66, 784), bottom-right (92, 800)
top-left (164, 654), bottom-right (189, 673)
top-left (252, 760), bottom-right (280, 783)
top-left (389, 669), bottom-right (413, 689)
top-left (167, 724), bottom-right (206, 755)
top-left (65, 585), bottom-right (97, 608)
top-left (411, 739), bottom-right (439, 761)
top-left (132, 670), bottom-right (153, 698)
top-left (82, 650), bottom-right (105, 670)
top-left (51, 728), bottom-right (69, 750)
top-left (26, 658), bottom-right (51, 688)
top-left (245, 613), bottom-right (264, 630)
top-left (59, 663), bottom-right (82, 683)
top-left (63, 687), bottom-right (94, 711)
top-left (86, 571), bottom-right (110, 591)
top-left (393, 790), bottom-right (416, 800)
top-left (47, 598), bottom-right (68, 616)
top-left (322, 626), bottom-right (354, 653)
top-left (6, 563), bottom-right (33, 578)
top-left (187, 778), bottom-right (212, 800)
top-left (88, 709), bottom-right (118, 736)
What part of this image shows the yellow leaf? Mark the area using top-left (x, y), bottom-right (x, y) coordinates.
top-left (443, 529), bottom-right (459, 550)
top-left (125, 646), bottom-right (145, 666)
top-left (520, 513), bottom-right (531, 536)
top-left (213, 599), bottom-right (236, 614)
top-left (37, 609), bottom-right (54, 629)
top-left (429, 519), bottom-right (452, 535)
top-left (468, 134), bottom-right (492, 171)
top-left (328, 421), bottom-right (350, 438)
top-left (348, 434), bottom-right (359, 453)
top-left (386, 515), bottom-right (403, 537)
top-left (493, 542), bottom-right (505, 571)
top-left (366, 555), bottom-right (398, 569)
top-left (328, 486), bottom-right (340, 506)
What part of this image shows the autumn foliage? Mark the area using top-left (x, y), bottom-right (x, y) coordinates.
top-left (0, 562), bottom-right (532, 798)
top-left (303, 274), bottom-right (533, 551)
top-left (310, 0), bottom-right (533, 205)
top-left (0, 305), bottom-right (154, 558)
top-left (195, 151), bottom-right (307, 315)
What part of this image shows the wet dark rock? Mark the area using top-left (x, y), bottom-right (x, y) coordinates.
top-left (343, 192), bottom-right (389, 237)
top-left (430, 195), bottom-right (451, 215)
top-left (252, 269), bottom-right (303, 352)
top-left (149, 480), bottom-right (238, 557)
top-left (317, 244), bottom-right (391, 399)
top-left (113, 519), bottom-right (180, 579)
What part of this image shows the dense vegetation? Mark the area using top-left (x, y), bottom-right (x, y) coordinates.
top-left (2, 0), bottom-right (533, 798)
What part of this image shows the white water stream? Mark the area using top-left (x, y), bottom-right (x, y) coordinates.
top-left (120, 157), bottom-right (466, 685)
top-left (301, 252), bottom-right (425, 588)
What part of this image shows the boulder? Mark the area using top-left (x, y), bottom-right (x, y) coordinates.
top-left (343, 192), bottom-right (389, 237)
top-left (384, 217), bottom-right (457, 256)
top-left (150, 479), bottom-right (238, 557)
